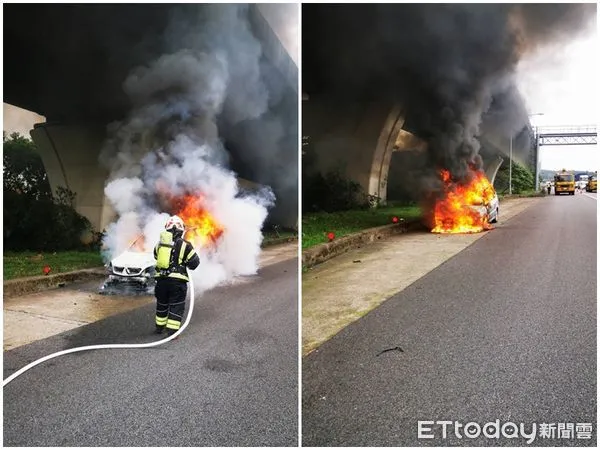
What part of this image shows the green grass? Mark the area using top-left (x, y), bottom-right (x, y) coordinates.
top-left (3, 251), bottom-right (104, 280)
top-left (3, 232), bottom-right (298, 281)
top-left (302, 206), bottom-right (422, 249)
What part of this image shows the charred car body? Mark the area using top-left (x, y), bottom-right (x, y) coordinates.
top-left (99, 250), bottom-right (156, 295)
top-left (468, 190), bottom-right (499, 224)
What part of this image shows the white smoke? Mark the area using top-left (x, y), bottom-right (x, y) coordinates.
top-left (100, 4), bottom-right (276, 294)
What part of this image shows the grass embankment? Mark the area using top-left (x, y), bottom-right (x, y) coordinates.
top-left (3, 232), bottom-right (297, 281)
top-left (3, 251), bottom-right (104, 280)
top-left (302, 206), bottom-right (422, 249)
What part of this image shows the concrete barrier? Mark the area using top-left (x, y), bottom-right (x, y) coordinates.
top-left (263, 236), bottom-right (298, 247)
top-left (3, 268), bottom-right (107, 298)
top-left (302, 219), bottom-right (424, 269)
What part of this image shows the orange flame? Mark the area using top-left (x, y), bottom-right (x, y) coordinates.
top-left (431, 168), bottom-right (496, 234)
top-left (175, 194), bottom-right (224, 247)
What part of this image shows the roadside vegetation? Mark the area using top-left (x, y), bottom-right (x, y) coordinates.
top-left (302, 139), bottom-right (422, 249)
top-left (4, 251), bottom-right (104, 280)
top-left (302, 205), bottom-right (422, 249)
top-left (3, 132), bottom-right (102, 279)
top-left (302, 139), bottom-right (423, 249)
top-left (3, 231), bottom-right (295, 280)
top-left (494, 160), bottom-right (548, 199)
top-left (494, 159), bottom-right (536, 195)
top-left (3, 132), bottom-right (98, 252)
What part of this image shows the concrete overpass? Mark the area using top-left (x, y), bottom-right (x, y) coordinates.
top-left (4, 4), bottom-right (298, 231)
top-left (302, 93), bottom-right (531, 205)
top-left (301, 4), bottom-right (535, 207)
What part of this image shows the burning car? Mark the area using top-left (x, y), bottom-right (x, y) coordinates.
top-left (99, 250), bottom-right (156, 295)
top-left (428, 168), bottom-right (499, 234)
top-left (100, 190), bottom-right (227, 295)
top-left (467, 189), bottom-right (499, 224)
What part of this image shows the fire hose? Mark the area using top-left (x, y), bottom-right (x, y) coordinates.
top-left (3, 270), bottom-right (195, 387)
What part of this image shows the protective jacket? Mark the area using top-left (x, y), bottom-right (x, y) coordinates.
top-left (153, 230), bottom-right (200, 282)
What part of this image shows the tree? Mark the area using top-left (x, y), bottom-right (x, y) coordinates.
top-left (3, 132), bottom-right (94, 251)
top-left (302, 135), bottom-right (369, 212)
top-left (303, 169), bottom-right (367, 213)
top-left (3, 132), bottom-right (52, 200)
top-left (494, 159), bottom-right (535, 194)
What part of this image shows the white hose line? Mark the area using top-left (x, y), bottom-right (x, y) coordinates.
top-left (3, 272), bottom-right (195, 387)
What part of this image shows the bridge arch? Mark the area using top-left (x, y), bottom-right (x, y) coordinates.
top-left (30, 122), bottom-right (116, 232)
top-left (303, 96), bottom-right (427, 204)
top-left (370, 105), bottom-right (405, 202)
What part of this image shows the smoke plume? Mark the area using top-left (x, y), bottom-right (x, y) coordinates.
top-left (100, 4), bottom-right (292, 293)
top-left (303, 4), bottom-right (596, 194)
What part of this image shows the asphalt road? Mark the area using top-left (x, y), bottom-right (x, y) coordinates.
top-left (303, 193), bottom-right (596, 446)
top-left (4, 258), bottom-right (298, 447)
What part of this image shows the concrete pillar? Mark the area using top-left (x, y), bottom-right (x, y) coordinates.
top-left (30, 122), bottom-right (115, 232)
top-left (303, 97), bottom-right (408, 204)
top-left (369, 104), bottom-right (406, 203)
top-left (385, 131), bottom-right (429, 203)
top-left (251, 5), bottom-right (297, 93)
top-left (484, 155), bottom-right (505, 186)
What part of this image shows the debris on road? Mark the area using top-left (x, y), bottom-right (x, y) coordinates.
top-left (376, 346), bottom-right (404, 356)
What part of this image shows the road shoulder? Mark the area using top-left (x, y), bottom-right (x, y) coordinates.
top-left (3, 242), bottom-right (298, 351)
top-left (302, 197), bottom-right (541, 355)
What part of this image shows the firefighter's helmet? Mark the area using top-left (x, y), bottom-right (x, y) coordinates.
top-left (165, 215), bottom-right (185, 233)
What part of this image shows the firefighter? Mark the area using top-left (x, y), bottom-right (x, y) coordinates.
top-left (153, 215), bottom-right (200, 337)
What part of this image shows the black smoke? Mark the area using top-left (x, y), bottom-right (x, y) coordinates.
top-left (161, 4), bottom-right (298, 227)
top-left (4, 4), bottom-right (298, 228)
top-left (303, 4), bottom-right (595, 192)
top-left (97, 4), bottom-right (297, 286)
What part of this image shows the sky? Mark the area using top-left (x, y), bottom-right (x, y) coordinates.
top-left (3, 103), bottom-right (45, 138)
top-left (258, 3), bottom-right (298, 66)
top-left (516, 25), bottom-right (598, 172)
